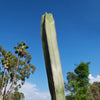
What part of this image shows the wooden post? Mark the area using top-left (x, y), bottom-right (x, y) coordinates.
top-left (41, 13), bottom-right (65, 100)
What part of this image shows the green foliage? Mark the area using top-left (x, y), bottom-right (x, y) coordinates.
top-left (0, 76), bottom-right (2, 89)
top-left (75, 62), bottom-right (90, 100)
top-left (5, 92), bottom-right (24, 100)
top-left (14, 41), bottom-right (29, 57)
top-left (65, 62), bottom-right (90, 100)
top-left (88, 82), bottom-right (100, 100)
top-left (12, 92), bottom-right (24, 100)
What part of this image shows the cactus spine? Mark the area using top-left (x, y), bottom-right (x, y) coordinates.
top-left (41, 13), bottom-right (65, 100)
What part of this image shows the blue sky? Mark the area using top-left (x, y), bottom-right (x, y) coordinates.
top-left (0, 0), bottom-right (100, 99)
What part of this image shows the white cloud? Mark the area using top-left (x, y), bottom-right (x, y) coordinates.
top-left (19, 82), bottom-right (51, 100)
top-left (89, 74), bottom-right (100, 84)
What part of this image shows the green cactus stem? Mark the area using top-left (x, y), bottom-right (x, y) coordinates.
top-left (41, 13), bottom-right (65, 100)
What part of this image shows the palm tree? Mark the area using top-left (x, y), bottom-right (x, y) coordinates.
top-left (9, 41), bottom-right (29, 100)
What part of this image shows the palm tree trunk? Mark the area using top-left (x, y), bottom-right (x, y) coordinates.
top-left (9, 56), bottom-right (20, 100)
top-left (0, 68), bottom-right (6, 96)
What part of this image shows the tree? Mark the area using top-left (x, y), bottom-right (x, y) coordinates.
top-left (4, 92), bottom-right (24, 100)
top-left (75, 62), bottom-right (90, 100)
top-left (65, 72), bottom-right (80, 100)
top-left (65, 62), bottom-right (90, 100)
top-left (65, 63), bottom-right (100, 100)
top-left (88, 82), bottom-right (100, 100)
top-left (0, 46), bottom-right (10, 96)
top-left (0, 42), bottom-right (36, 100)
top-left (8, 41), bottom-right (29, 99)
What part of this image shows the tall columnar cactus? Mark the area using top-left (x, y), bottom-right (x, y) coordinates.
top-left (41, 13), bottom-right (65, 100)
